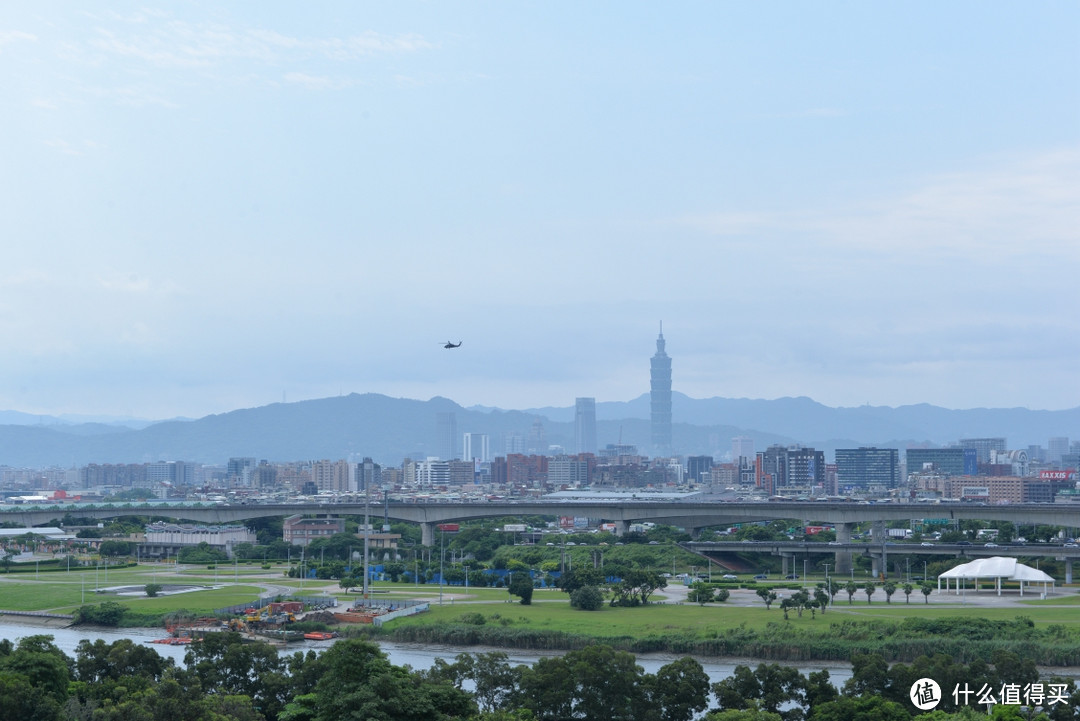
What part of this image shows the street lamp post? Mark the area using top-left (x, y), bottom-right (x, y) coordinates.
top-left (439, 528), bottom-right (445, 606)
top-left (363, 480), bottom-right (371, 602)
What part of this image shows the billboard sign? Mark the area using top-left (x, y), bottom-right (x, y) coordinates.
top-left (1040, 470), bottom-right (1076, 481)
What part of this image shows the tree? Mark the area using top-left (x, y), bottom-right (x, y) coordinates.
top-left (610, 569), bottom-right (666, 607)
top-left (144, 583), bottom-right (163, 598)
top-left (74, 638), bottom-right (170, 686)
top-left (469, 652), bottom-right (521, 714)
top-left (517, 655), bottom-right (575, 721)
top-left (863, 582), bottom-right (876, 604)
top-left (184, 632), bottom-right (293, 719)
top-left (649, 656), bottom-right (710, 721)
top-left (813, 587), bottom-right (830, 614)
top-left (882, 581), bottom-right (896, 604)
top-left (556, 567), bottom-right (606, 595)
top-left (687, 583), bottom-right (715, 605)
top-left (563, 645), bottom-right (650, 721)
top-left (845, 581), bottom-right (859, 605)
top-left (283, 638), bottom-right (474, 721)
top-left (921, 582), bottom-right (935, 604)
top-left (570, 585), bottom-right (604, 611)
top-left (715, 588), bottom-right (730, 603)
top-left (755, 588), bottom-right (778, 610)
top-left (339, 576), bottom-right (358, 595)
top-left (509, 573), bottom-right (534, 605)
top-left (1, 636), bottom-right (71, 705)
top-left (712, 663), bottom-right (807, 720)
top-left (809, 694), bottom-right (910, 721)
top-left (0, 671), bottom-right (63, 721)
top-left (779, 598), bottom-right (793, 620)
top-left (98, 540), bottom-right (134, 557)
top-left (827, 579), bottom-right (842, 603)
top-left (902, 583), bottom-right (914, 604)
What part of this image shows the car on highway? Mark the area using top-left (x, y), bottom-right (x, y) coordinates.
top-left (784, 574), bottom-right (800, 580)
top-left (753, 574), bottom-right (769, 580)
top-left (920, 542), bottom-right (934, 547)
top-left (1065, 543), bottom-right (1079, 548)
top-left (984, 542), bottom-right (999, 547)
top-left (721, 574), bottom-right (738, 580)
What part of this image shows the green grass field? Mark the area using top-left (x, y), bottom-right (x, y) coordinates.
top-left (380, 590), bottom-right (1080, 638)
top-left (2, 564), bottom-right (1079, 646)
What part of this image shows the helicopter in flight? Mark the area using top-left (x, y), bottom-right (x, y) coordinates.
top-left (443, 341), bottom-right (462, 349)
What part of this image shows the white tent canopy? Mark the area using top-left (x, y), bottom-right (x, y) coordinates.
top-left (938, 556), bottom-right (1055, 596)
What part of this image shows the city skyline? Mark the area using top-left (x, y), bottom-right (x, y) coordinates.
top-left (2, 3), bottom-right (1078, 419)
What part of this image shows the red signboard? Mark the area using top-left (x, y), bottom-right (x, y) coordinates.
top-left (436, 523), bottom-right (460, 532)
top-left (1039, 470), bottom-right (1076, 480)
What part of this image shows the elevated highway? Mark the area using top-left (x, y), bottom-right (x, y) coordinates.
top-left (3, 499), bottom-right (1077, 580)
top-left (4, 498), bottom-right (1077, 543)
top-left (683, 540), bottom-right (1080, 582)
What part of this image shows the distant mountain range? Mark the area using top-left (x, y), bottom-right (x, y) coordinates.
top-left (0, 392), bottom-right (1078, 468)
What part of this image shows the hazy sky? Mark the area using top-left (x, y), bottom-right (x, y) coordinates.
top-left (2, 3), bottom-right (1078, 420)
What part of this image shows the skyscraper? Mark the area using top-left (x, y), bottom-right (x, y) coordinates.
top-left (574, 397), bottom-right (597, 454)
top-left (436, 412), bottom-right (457, 460)
top-left (463, 432), bottom-right (490, 462)
top-left (732, 436), bottom-right (755, 463)
top-left (650, 324), bottom-right (672, 452)
top-left (1048, 437), bottom-right (1070, 464)
top-left (835, 447), bottom-right (901, 491)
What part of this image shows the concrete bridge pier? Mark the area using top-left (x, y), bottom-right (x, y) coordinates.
top-left (421, 522), bottom-right (435, 547)
top-left (834, 522), bottom-right (855, 576)
top-left (870, 554), bottom-right (881, 579)
top-left (871, 520), bottom-right (886, 543)
top-left (781, 554), bottom-right (793, 578)
top-left (1067, 558), bottom-right (1074, 585)
top-left (614, 520), bottom-right (630, 537)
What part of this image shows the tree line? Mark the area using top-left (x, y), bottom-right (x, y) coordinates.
top-left (2, 631), bottom-right (1078, 721)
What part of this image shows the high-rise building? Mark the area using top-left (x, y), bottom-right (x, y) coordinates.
top-left (548, 455), bottom-right (589, 487)
top-left (835, 447), bottom-right (901, 491)
top-left (463, 433), bottom-right (490, 462)
top-left (1048, 437), bottom-right (1070, 464)
top-left (310, 459), bottom-right (351, 493)
top-left (785, 447), bottom-right (825, 492)
top-left (415, 458), bottom-right (450, 487)
top-left (574, 398), bottom-right (597, 455)
top-left (959, 438), bottom-right (1006, 464)
top-left (686, 456), bottom-right (713, 485)
top-left (527, 419), bottom-right (547, 454)
top-left (227, 457), bottom-right (257, 486)
top-left (732, 436), bottom-right (755, 463)
top-left (357, 457), bottom-right (381, 492)
top-left (907, 448), bottom-right (977, 476)
top-left (650, 323), bottom-right (672, 453)
top-left (504, 432), bottom-right (526, 455)
top-left (436, 412), bottom-right (458, 460)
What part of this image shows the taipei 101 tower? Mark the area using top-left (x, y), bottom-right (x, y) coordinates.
top-left (650, 323), bottom-right (672, 453)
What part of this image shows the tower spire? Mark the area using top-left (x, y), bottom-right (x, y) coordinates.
top-left (650, 324), bottom-right (672, 453)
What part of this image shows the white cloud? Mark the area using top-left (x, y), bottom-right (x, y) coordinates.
top-left (0, 30), bottom-right (36, 50)
top-left (283, 72), bottom-right (349, 91)
top-left (679, 147), bottom-right (1080, 262)
top-left (87, 19), bottom-right (433, 70)
top-left (83, 84), bottom-right (180, 108)
top-left (42, 138), bottom-right (82, 155)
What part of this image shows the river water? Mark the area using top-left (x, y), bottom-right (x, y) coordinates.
top-left (0, 620), bottom-right (855, 685)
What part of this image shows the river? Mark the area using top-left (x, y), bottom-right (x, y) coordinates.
top-left (0, 620), bottom-right (856, 685)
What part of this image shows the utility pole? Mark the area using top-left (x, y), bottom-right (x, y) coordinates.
top-left (363, 476), bottom-right (371, 602)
